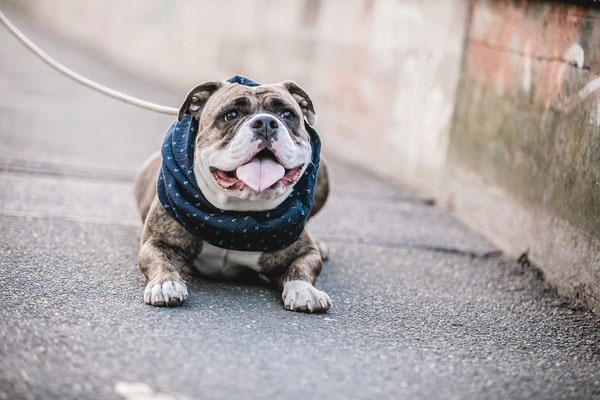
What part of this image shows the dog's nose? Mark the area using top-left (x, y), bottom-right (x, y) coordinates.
top-left (249, 114), bottom-right (279, 139)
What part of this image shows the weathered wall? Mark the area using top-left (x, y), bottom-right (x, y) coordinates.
top-left (1, 0), bottom-right (468, 193)
top-left (445, 0), bottom-right (600, 312)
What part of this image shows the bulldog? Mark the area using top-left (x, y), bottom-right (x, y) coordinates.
top-left (133, 77), bottom-right (331, 313)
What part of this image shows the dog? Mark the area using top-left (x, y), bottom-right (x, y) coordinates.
top-left (133, 77), bottom-right (331, 313)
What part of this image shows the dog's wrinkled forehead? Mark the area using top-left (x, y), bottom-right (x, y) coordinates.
top-left (203, 84), bottom-right (298, 124)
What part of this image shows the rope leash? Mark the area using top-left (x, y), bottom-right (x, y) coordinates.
top-left (0, 9), bottom-right (179, 116)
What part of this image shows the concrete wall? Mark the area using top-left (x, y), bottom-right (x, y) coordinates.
top-left (2, 0), bottom-right (468, 193)
top-left (445, 0), bottom-right (600, 313)
top-left (4, 0), bottom-right (600, 312)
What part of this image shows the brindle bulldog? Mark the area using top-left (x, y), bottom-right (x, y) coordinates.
top-left (134, 79), bottom-right (331, 312)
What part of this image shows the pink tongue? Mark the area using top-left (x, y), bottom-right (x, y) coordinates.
top-left (235, 156), bottom-right (285, 193)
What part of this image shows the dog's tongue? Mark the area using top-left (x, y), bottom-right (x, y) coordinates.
top-left (236, 156), bottom-right (285, 193)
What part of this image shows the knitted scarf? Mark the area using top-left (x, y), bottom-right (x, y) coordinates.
top-left (156, 76), bottom-right (321, 252)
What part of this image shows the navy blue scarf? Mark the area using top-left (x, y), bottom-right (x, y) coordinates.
top-left (156, 76), bottom-right (321, 252)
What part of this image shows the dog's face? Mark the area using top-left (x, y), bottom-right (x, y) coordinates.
top-left (178, 81), bottom-right (317, 211)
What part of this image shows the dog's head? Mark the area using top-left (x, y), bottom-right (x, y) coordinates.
top-left (178, 80), bottom-right (317, 211)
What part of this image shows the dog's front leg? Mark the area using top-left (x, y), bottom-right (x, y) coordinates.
top-left (278, 243), bottom-right (332, 313)
top-left (138, 239), bottom-right (190, 307)
top-left (138, 199), bottom-right (201, 307)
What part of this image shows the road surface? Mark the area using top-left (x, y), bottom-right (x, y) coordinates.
top-left (1, 9), bottom-right (599, 400)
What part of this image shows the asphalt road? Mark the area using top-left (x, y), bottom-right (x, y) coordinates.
top-left (1, 9), bottom-right (600, 400)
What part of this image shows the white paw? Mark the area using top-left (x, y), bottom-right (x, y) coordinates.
top-left (144, 279), bottom-right (188, 307)
top-left (282, 280), bottom-right (332, 313)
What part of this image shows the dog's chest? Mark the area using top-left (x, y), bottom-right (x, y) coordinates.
top-left (191, 242), bottom-right (263, 278)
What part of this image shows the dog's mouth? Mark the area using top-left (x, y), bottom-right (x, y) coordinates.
top-left (210, 149), bottom-right (303, 193)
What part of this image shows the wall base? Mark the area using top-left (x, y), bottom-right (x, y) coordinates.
top-left (442, 165), bottom-right (600, 314)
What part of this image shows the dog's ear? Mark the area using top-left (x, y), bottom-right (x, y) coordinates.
top-left (281, 81), bottom-right (317, 126)
top-left (178, 81), bottom-right (224, 122)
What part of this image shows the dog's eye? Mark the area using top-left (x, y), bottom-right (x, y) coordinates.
top-left (281, 110), bottom-right (296, 121)
top-left (223, 111), bottom-right (239, 122)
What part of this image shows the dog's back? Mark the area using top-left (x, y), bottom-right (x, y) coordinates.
top-left (134, 151), bottom-right (162, 222)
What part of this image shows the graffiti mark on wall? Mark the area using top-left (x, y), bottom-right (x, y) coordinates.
top-left (578, 77), bottom-right (600, 125)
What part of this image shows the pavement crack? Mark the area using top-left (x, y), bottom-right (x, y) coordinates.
top-left (333, 191), bottom-right (436, 205)
top-left (0, 156), bottom-right (135, 182)
top-left (418, 244), bottom-right (502, 259)
top-left (318, 236), bottom-right (501, 259)
top-left (0, 209), bottom-right (140, 228)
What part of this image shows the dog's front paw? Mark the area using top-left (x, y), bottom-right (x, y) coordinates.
top-left (144, 278), bottom-right (188, 307)
top-left (282, 280), bottom-right (332, 313)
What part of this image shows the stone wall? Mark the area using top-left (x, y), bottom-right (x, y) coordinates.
top-left (445, 0), bottom-right (600, 312)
